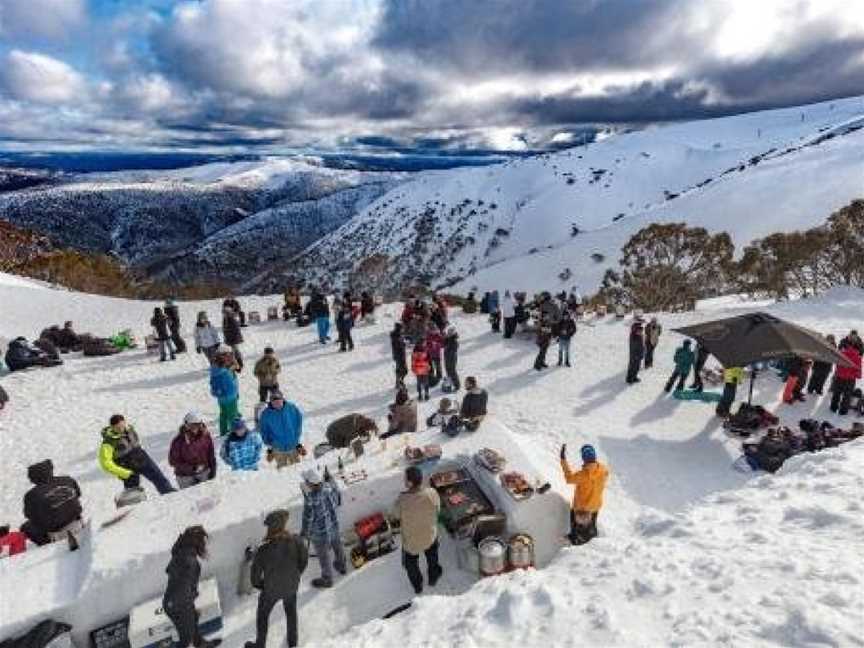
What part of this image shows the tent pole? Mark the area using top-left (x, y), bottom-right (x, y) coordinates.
top-left (748, 368), bottom-right (756, 405)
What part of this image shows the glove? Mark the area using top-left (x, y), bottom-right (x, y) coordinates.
top-left (560, 444), bottom-right (567, 460)
top-left (296, 443), bottom-right (307, 457)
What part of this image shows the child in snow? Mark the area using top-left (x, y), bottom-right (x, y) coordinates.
top-left (411, 341), bottom-right (431, 402)
top-left (194, 312), bottom-right (221, 365)
top-left (221, 417), bottom-right (263, 471)
top-left (336, 303), bottom-right (355, 352)
top-left (560, 444), bottom-right (609, 545)
top-left (210, 347), bottom-right (240, 437)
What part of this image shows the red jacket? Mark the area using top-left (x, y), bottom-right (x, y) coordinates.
top-left (412, 350), bottom-right (431, 376)
top-left (169, 430), bottom-right (217, 477)
top-left (0, 530), bottom-right (27, 557)
top-left (835, 346), bottom-right (862, 381)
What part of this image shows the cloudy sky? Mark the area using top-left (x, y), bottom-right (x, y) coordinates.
top-left (0, 0), bottom-right (862, 152)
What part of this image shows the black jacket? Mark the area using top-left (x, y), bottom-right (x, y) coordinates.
top-left (443, 334), bottom-right (459, 364)
top-left (629, 330), bottom-right (644, 359)
top-left (251, 534), bottom-right (308, 597)
top-left (223, 312), bottom-right (244, 345)
top-left (163, 543), bottom-right (201, 608)
top-left (557, 318), bottom-right (577, 340)
top-left (151, 313), bottom-right (171, 341)
top-left (24, 476), bottom-right (82, 533)
top-left (306, 295), bottom-right (329, 320)
top-left (390, 330), bottom-right (406, 363)
top-left (165, 305), bottom-right (181, 331)
top-left (461, 389), bottom-right (488, 419)
top-left (5, 339), bottom-right (47, 371)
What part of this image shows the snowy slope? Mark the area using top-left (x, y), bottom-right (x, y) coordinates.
top-left (0, 158), bottom-right (407, 285)
top-left (1, 275), bottom-right (863, 646)
top-left (273, 96), bottom-right (864, 295)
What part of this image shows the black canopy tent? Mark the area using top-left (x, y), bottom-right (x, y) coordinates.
top-left (673, 312), bottom-right (852, 404)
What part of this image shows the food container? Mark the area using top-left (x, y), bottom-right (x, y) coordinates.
top-left (508, 533), bottom-right (535, 569)
top-left (478, 537), bottom-right (507, 576)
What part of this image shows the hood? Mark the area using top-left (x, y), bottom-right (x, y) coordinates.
top-left (27, 459), bottom-right (53, 484)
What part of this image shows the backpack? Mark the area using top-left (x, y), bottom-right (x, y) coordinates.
top-left (440, 377), bottom-right (455, 393)
top-left (443, 416), bottom-right (463, 437)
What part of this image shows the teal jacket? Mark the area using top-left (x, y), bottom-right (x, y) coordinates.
top-left (674, 346), bottom-right (695, 373)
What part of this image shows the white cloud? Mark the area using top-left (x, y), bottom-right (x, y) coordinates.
top-left (0, 0), bottom-right (86, 40)
top-left (0, 50), bottom-right (87, 104)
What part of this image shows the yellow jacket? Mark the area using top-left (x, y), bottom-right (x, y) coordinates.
top-left (561, 459), bottom-right (609, 513)
top-left (724, 367), bottom-right (744, 384)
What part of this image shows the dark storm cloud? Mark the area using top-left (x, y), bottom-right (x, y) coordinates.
top-left (372, 0), bottom-right (692, 73)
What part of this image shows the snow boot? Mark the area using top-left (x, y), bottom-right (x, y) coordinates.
top-left (312, 577), bottom-right (333, 589)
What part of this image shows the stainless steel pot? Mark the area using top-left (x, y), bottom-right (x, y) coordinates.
top-left (508, 533), bottom-right (535, 569)
top-left (478, 536), bottom-right (506, 576)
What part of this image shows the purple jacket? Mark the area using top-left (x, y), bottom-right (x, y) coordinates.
top-left (169, 430), bottom-right (216, 477)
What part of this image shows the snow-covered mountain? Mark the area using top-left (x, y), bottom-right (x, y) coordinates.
top-left (265, 96), bottom-right (864, 295)
top-left (0, 158), bottom-right (405, 285)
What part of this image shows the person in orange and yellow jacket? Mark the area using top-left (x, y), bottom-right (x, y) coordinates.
top-left (560, 443), bottom-right (609, 545)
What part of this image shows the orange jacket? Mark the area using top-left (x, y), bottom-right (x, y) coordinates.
top-left (561, 459), bottom-right (609, 513)
top-left (411, 350), bottom-right (431, 376)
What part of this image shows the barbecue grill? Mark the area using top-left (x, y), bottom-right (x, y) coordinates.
top-left (431, 467), bottom-right (495, 535)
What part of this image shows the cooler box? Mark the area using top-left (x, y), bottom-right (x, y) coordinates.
top-left (128, 578), bottom-right (222, 648)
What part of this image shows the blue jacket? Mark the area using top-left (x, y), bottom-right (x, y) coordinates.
top-left (259, 403), bottom-right (303, 452)
top-left (220, 431), bottom-right (262, 471)
top-left (209, 366), bottom-right (239, 404)
top-left (301, 482), bottom-right (341, 544)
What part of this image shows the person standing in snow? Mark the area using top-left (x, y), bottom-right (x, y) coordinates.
top-left (245, 510), bottom-right (308, 648)
top-left (392, 466), bottom-right (443, 595)
top-left (690, 342), bottom-right (710, 392)
top-left (425, 325), bottom-right (444, 387)
top-left (459, 376), bottom-right (488, 431)
top-left (0, 384), bottom-right (8, 412)
top-left (151, 307), bottom-right (176, 362)
top-left (21, 459), bottom-right (83, 546)
top-left (300, 468), bottom-right (346, 589)
top-left (221, 417), bottom-right (262, 471)
top-left (488, 290), bottom-right (501, 332)
top-left (412, 341), bottom-right (431, 401)
top-left (665, 340), bottom-right (695, 393)
top-left (556, 310), bottom-right (577, 367)
top-left (253, 347), bottom-right (281, 403)
top-left (259, 391), bottom-right (304, 469)
top-left (99, 414), bottom-right (175, 494)
top-left (164, 298), bottom-right (187, 354)
top-left (210, 346), bottom-right (240, 437)
top-left (443, 324), bottom-right (460, 391)
top-left (194, 312), bottom-right (221, 365)
top-left (560, 444), bottom-right (609, 545)
top-left (807, 334), bottom-right (835, 395)
top-left (830, 339), bottom-right (861, 414)
top-left (501, 290), bottom-right (517, 338)
top-left (643, 317), bottom-right (662, 368)
top-left (715, 366), bottom-right (744, 418)
top-left (335, 303), bottom-right (355, 352)
top-left (163, 526), bottom-right (221, 648)
top-left (305, 291), bottom-right (331, 345)
top-left (223, 297), bottom-right (246, 327)
top-left (626, 319), bottom-right (645, 384)
top-left (222, 307), bottom-right (244, 372)
top-left (169, 412), bottom-right (217, 489)
top-left (534, 319), bottom-right (552, 371)
top-left (391, 322), bottom-right (408, 388)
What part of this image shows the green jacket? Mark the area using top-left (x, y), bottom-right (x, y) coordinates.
top-left (674, 346), bottom-right (695, 373)
top-left (98, 425), bottom-right (141, 480)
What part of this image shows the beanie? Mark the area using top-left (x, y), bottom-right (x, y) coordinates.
top-left (581, 444), bottom-right (597, 463)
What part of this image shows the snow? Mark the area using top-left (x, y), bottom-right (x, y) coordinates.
top-left (1, 276), bottom-right (863, 646)
top-left (285, 95), bottom-right (864, 295)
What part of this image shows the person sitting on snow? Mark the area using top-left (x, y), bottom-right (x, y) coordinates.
top-left (99, 414), bottom-right (175, 495)
top-left (426, 397), bottom-right (460, 429)
top-left (382, 387), bottom-right (417, 439)
top-left (169, 412), bottom-right (217, 489)
top-left (260, 391), bottom-right (304, 469)
top-left (221, 417), bottom-right (263, 471)
top-left (4, 337), bottom-right (61, 372)
top-left (560, 444), bottom-right (609, 545)
top-left (21, 459), bottom-right (83, 546)
top-left (459, 377), bottom-right (488, 431)
top-left (325, 413), bottom-right (378, 449)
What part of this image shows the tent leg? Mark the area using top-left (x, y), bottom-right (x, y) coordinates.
top-left (748, 370), bottom-right (756, 405)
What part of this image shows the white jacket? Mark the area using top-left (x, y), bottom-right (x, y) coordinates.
top-left (194, 324), bottom-right (220, 349)
top-left (501, 295), bottom-right (516, 318)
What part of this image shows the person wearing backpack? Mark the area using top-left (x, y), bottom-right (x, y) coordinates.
top-left (245, 510), bottom-right (308, 648)
top-left (665, 340), bottom-right (695, 393)
top-left (411, 341), bottom-right (431, 402)
top-left (21, 460), bottom-right (83, 546)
